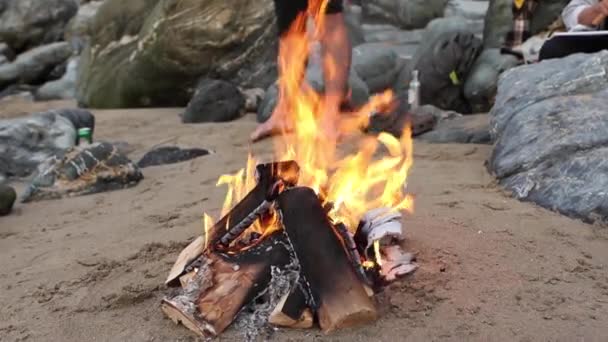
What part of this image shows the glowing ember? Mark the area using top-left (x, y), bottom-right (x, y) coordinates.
top-left (204, 0), bottom-right (414, 246)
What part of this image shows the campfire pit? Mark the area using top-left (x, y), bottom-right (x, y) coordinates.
top-left (162, 161), bottom-right (417, 338)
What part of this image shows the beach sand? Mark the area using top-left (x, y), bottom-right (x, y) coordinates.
top-left (1, 103), bottom-right (607, 341)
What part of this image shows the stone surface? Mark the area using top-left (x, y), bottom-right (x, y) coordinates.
top-left (64, 0), bottom-right (104, 53)
top-left (76, 0), bottom-right (277, 108)
top-left (489, 51), bottom-right (608, 223)
top-left (345, 5), bottom-right (366, 47)
top-left (361, 0), bottom-right (449, 30)
top-left (36, 57), bottom-right (79, 100)
top-left (0, 109), bottom-right (76, 178)
top-left (0, 42), bottom-right (72, 89)
top-left (181, 79), bottom-right (246, 123)
top-left (419, 113), bottom-right (491, 144)
top-left (0, 184), bottom-right (16, 216)
top-left (0, 42), bottom-right (13, 60)
top-left (137, 146), bottom-right (211, 168)
top-left (0, 0), bottom-right (78, 52)
top-left (242, 88), bottom-right (265, 112)
top-left (352, 43), bottom-right (404, 93)
top-left (22, 142), bottom-right (143, 202)
top-left (464, 49), bottom-right (520, 113)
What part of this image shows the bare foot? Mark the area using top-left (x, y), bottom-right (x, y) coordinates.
top-left (250, 112), bottom-right (294, 142)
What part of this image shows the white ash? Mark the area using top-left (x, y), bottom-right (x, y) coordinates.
top-left (234, 250), bottom-right (300, 342)
top-left (165, 257), bottom-right (214, 318)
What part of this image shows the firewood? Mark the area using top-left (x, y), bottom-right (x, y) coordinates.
top-left (268, 278), bottom-right (312, 328)
top-left (277, 187), bottom-right (378, 333)
top-left (269, 291), bottom-right (314, 329)
top-left (165, 161), bottom-right (300, 286)
top-left (162, 232), bottom-right (291, 337)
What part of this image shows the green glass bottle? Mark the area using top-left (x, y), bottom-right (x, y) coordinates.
top-left (77, 127), bottom-right (93, 145)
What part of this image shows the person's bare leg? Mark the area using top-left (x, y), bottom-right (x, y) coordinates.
top-left (319, 12), bottom-right (351, 141)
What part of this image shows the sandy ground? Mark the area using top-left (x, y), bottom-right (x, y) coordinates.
top-left (1, 103), bottom-right (608, 342)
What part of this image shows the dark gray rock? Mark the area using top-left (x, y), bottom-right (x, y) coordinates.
top-left (0, 110), bottom-right (76, 178)
top-left (419, 114), bottom-right (490, 143)
top-left (362, 0), bottom-right (449, 30)
top-left (257, 83), bottom-right (279, 123)
top-left (137, 146), bottom-right (211, 168)
top-left (0, 184), bottom-right (16, 216)
top-left (489, 51), bottom-right (608, 223)
top-left (182, 79), bottom-right (246, 123)
top-left (352, 43), bottom-right (403, 93)
top-left (464, 49), bottom-right (520, 113)
top-left (35, 57), bottom-right (79, 100)
top-left (76, 0), bottom-right (277, 108)
top-left (22, 142), bottom-right (143, 202)
top-left (56, 108), bottom-right (95, 133)
top-left (0, 42), bottom-right (73, 89)
top-left (242, 88), bottom-right (265, 112)
top-left (0, 0), bottom-right (78, 52)
top-left (0, 55), bottom-right (6, 65)
top-left (0, 42), bottom-right (13, 60)
top-left (362, 24), bottom-right (424, 45)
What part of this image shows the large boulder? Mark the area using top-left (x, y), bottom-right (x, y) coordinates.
top-left (0, 109), bottom-right (90, 178)
top-left (76, 0), bottom-right (277, 108)
top-left (0, 42), bottom-right (73, 89)
top-left (483, 0), bottom-right (569, 48)
top-left (352, 43), bottom-right (404, 94)
top-left (489, 51), bottom-right (608, 223)
top-left (463, 49), bottom-right (520, 113)
top-left (36, 56), bottom-right (79, 100)
top-left (22, 142), bottom-right (143, 202)
top-left (361, 0), bottom-right (449, 30)
top-left (181, 79), bottom-right (246, 123)
top-left (344, 5), bottom-right (365, 47)
top-left (0, 0), bottom-right (78, 52)
top-left (64, 0), bottom-right (105, 53)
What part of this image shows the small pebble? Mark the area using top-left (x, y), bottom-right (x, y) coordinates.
top-left (233, 264), bottom-right (240, 271)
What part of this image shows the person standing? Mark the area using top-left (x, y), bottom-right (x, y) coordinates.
top-left (250, 0), bottom-right (352, 142)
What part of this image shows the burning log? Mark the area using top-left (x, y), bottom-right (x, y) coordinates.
top-left (277, 187), bottom-right (378, 333)
top-left (162, 232), bottom-right (291, 337)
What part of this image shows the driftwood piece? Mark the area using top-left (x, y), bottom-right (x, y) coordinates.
top-left (277, 187), bottom-right (378, 333)
top-left (162, 233), bottom-right (291, 337)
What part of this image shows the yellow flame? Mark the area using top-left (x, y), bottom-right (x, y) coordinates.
top-left (202, 0), bottom-right (414, 248)
top-left (373, 240), bottom-right (383, 267)
top-left (203, 213), bottom-right (214, 249)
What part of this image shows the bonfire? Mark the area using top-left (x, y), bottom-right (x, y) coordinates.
top-left (162, 0), bottom-right (416, 337)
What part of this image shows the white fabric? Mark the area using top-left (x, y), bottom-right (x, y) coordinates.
top-left (562, 0), bottom-right (598, 31)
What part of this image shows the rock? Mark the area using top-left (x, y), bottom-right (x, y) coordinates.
top-left (463, 49), bottom-right (520, 113)
top-left (483, 0), bottom-right (569, 48)
top-left (344, 5), bottom-right (365, 47)
top-left (242, 88), bottom-right (265, 112)
top-left (0, 184), bottom-right (16, 216)
top-left (362, 0), bottom-right (449, 30)
top-left (0, 55), bottom-right (6, 65)
top-left (137, 146), bottom-right (211, 168)
top-left (181, 79), bottom-right (246, 123)
top-left (0, 110), bottom-right (76, 178)
top-left (0, 42), bottom-right (13, 60)
top-left (489, 51), bottom-right (608, 223)
top-left (22, 142), bottom-right (143, 202)
top-left (395, 17), bottom-right (482, 114)
top-left (0, 42), bottom-right (73, 89)
top-left (64, 0), bottom-right (104, 53)
top-left (257, 83), bottom-right (279, 123)
top-left (362, 24), bottom-right (424, 45)
top-left (35, 57), bottom-right (79, 100)
top-left (444, 0), bottom-right (489, 20)
top-left (0, 0), bottom-right (78, 52)
top-left (55, 108), bottom-right (95, 133)
top-left (419, 114), bottom-right (491, 143)
top-left (76, 0), bottom-right (277, 108)
top-left (366, 107), bottom-right (438, 138)
top-left (352, 43), bottom-right (403, 93)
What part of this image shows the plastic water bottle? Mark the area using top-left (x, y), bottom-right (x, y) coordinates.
top-left (77, 127), bottom-right (93, 146)
top-left (408, 70), bottom-right (420, 110)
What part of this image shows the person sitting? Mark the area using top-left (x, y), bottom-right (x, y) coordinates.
top-left (538, 0), bottom-right (608, 60)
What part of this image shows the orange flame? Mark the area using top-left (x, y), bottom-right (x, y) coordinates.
top-left (204, 0), bottom-right (413, 245)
